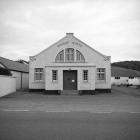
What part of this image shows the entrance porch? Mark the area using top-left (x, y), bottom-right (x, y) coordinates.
top-left (45, 63), bottom-right (96, 94)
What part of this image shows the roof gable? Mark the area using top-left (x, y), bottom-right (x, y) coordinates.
top-left (72, 35), bottom-right (106, 58)
top-left (32, 35), bottom-right (67, 58)
top-left (31, 33), bottom-right (110, 60)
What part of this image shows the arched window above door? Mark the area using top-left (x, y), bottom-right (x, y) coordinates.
top-left (76, 50), bottom-right (85, 62)
top-left (65, 48), bottom-right (74, 62)
top-left (55, 48), bottom-right (85, 62)
top-left (55, 50), bottom-right (64, 62)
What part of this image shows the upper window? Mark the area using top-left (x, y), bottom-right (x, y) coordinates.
top-left (76, 50), bottom-right (85, 62)
top-left (97, 68), bottom-right (106, 80)
top-left (55, 48), bottom-right (85, 63)
top-left (55, 50), bottom-right (64, 62)
top-left (34, 68), bottom-right (43, 81)
top-left (65, 48), bottom-right (74, 62)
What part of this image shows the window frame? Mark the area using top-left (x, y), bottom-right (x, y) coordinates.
top-left (55, 50), bottom-right (64, 62)
top-left (34, 68), bottom-right (44, 82)
top-left (65, 48), bottom-right (74, 62)
top-left (76, 50), bottom-right (85, 62)
top-left (115, 77), bottom-right (120, 79)
top-left (129, 77), bottom-right (134, 79)
top-left (55, 49), bottom-right (85, 63)
top-left (52, 70), bottom-right (58, 82)
top-left (97, 68), bottom-right (106, 80)
top-left (83, 70), bottom-right (88, 82)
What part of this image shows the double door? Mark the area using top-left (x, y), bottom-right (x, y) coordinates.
top-left (63, 70), bottom-right (77, 90)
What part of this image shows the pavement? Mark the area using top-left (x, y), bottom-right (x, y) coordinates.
top-left (0, 86), bottom-right (140, 140)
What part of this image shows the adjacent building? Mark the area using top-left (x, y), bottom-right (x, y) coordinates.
top-left (111, 66), bottom-right (140, 86)
top-left (29, 33), bottom-right (111, 94)
top-left (0, 57), bottom-right (29, 89)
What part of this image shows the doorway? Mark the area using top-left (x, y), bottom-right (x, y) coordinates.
top-left (63, 70), bottom-right (77, 90)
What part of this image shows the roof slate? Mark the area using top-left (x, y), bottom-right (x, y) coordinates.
top-left (0, 57), bottom-right (29, 73)
top-left (111, 66), bottom-right (140, 77)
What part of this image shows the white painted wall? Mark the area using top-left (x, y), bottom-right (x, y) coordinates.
top-left (11, 71), bottom-right (21, 89)
top-left (111, 77), bottom-right (140, 86)
top-left (0, 75), bottom-right (16, 97)
top-left (111, 77), bottom-right (128, 85)
top-left (29, 66), bottom-right (45, 89)
top-left (128, 78), bottom-right (140, 85)
top-left (45, 65), bottom-right (96, 91)
top-left (29, 34), bottom-right (111, 90)
top-left (11, 71), bottom-right (29, 89)
top-left (96, 64), bottom-right (111, 89)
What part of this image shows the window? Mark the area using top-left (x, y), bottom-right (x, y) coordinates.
top-left (55, 49), bottom-right (85, 63)
top-left (83, 70), bottom-right (88, 81)
top-left (76, 50), bottom-right (85, 62)
top-left (97, 68), bottom-right (105, 80)
top-left (55, 50), bottom-right (64, 62)
top-left (129, 77), bottom-right (134, 79)
top-left (52, 70), bottom-right (58, 81)
top-left (115, 77), bottom-right (120, 79)
top-left (65, 48), bottom-right (74, 62)
top-left (34, 68), bottom-right (43, 81)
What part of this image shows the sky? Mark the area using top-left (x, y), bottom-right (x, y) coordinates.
top-left (0, 0), bottom-right (140, 62)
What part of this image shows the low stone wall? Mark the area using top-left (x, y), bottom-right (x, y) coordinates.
top-left (0, 75), bottom-right (16, 97)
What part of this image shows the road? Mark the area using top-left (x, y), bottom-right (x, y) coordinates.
top-left (0, 86), bottom-right (140, 140)
top-left (0, 111), bottom-right (140, 140)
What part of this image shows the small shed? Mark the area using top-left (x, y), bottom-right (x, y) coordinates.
top-left (0, 57), bottom-right (29, 89)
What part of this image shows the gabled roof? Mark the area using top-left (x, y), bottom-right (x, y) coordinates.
top-left (111, 66), bottom-right (140, 77)
top-left (72, 35), bottom-right (108, 58)
top-left (32, 33), bottom-right (109, 59)
top-left (32, 36), bottom-right (66, 58)
top-left (0, 57), bottom-right (29, 73)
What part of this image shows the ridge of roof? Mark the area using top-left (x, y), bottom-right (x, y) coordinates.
top-left (73, 35), bottom-right (108, 58)
top-left (32, 36), bottom-right (67, 58)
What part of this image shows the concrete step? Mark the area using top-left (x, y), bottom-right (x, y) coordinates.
top-left (61, 90), bottom-right (79, 95)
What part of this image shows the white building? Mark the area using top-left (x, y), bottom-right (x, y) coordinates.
top-left (29, 33), bottom-right (111, 94)
top-left (111, 66), bottom-right (140, 86)
top-left (0, 57), bottom-right (29, 90)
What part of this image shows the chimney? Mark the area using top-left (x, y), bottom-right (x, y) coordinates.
top-left (66, 33), bottom-right (74, 36)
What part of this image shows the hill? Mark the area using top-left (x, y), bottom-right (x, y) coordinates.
top-left (111, 61), bottom-right (140, 71)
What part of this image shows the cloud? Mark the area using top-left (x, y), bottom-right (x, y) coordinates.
top-left (0, 0), bottom-right (140, 62)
